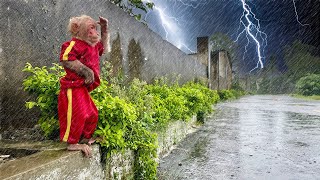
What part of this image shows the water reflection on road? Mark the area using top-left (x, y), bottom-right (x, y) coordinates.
top-left (158, 95), bottom-right (320, 180)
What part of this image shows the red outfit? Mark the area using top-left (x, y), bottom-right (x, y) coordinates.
top-left (58, 38), bottom-right (103, 144)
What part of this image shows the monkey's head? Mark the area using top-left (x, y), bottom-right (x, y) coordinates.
top-left (68, 15), bottom-right (100, 46)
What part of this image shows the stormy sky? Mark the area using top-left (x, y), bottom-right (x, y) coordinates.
top-left (140, 0), bottom-right (320, 72)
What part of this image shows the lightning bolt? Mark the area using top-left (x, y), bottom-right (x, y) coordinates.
top-left (177, 42), bottom-right (195, 53)
top-left (143, 0), bottom-right (206, 53)
top-left (154, 5), bottom-right (196, 53)
top-left (235, 0), bottom-right (267, 73)
top-left (173, 0), bottom-right (208, 9)
top-left (152, 6), bottom-right (178, 40)
top-left (292, 0), bottom-right (309, 26)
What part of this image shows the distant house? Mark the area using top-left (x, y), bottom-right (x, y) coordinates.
top-left (190, 37), bottom-right (232, 90)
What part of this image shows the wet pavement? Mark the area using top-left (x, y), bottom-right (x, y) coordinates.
top-left (158, 95), bottom-right (320, 180)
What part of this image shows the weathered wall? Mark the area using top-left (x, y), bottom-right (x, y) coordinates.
top-left (196, 37), bottom-right (209, 66)
top-left (211, 51), bottom-right (232, 90)
top-left (0, 0), bottom-right (206, 130)
top-left (192, 37), bottom-right (233, 90)
top-left (0, 14), bottom-right (4, 132)
top-left (218, 51), bottom-right (232, 89)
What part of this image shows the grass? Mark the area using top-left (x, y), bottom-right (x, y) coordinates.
top-left (292, 94), bottom-right (320, 100)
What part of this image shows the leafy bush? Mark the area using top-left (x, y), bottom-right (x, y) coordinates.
top-left (145, 80), bottom-right (189, 127)
top-left (218, 89), bottom-right (236, 100)
top-left (163, 93), bottom-right (189, 121)
top-left (295, 74), bottom-right (320, 96)
top-left (23, 62), bottom-right (243, 179)
top-left (177, 82), bottom-right (220, 122)
top-left (217, 89), bottom-right (247, 102)
top-left (22, 63), bottom-right (64, 137)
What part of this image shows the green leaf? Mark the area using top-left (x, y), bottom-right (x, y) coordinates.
top-left (25, 101), bottom-right (37, 109)
top-left (146, 2), bottom-right (154, 9)
top-left (134, 14), bottom-right (141, 21)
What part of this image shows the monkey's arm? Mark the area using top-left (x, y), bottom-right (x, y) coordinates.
top-left (98, 16), bottom-right (110, 53)
top-left (61, 60), bottom-right (94, 85)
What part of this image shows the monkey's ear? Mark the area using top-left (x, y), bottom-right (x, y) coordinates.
top-left (68, 17), bottom-right (80, 36)
top-left (71, 23), bottom-right (79, 34)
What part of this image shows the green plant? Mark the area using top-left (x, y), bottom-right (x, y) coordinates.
top-left (176, 82), bottom-right (220, 122)
top-left (22, 63), bottom-right (65, 137)
top-left (145, 81), bottom-right (177, 127)
top-left (126, 78), bottom-right (190, 130)
top-left (91, 79), bottom-right (158, 179)
top-left (163, 93), bottom-right (189, 121)
top-left (295, 74), bottom-right (320, 96)
top-left (218, 89), bottom-right (236, 100)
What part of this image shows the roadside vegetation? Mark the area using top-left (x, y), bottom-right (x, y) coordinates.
top-left (292, 73), bottom-right (320, 100)
top-left (22, 62), bottom-right (244, 179)
top-left (291, 94), bottom-right (320, 101)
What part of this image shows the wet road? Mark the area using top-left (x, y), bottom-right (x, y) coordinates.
top-left (158, 95), bottom-right (320, 180)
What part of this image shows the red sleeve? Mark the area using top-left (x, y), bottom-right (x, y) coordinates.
top-left (60, 40), bottom-right (78, 61)
top-left (96, 41), bottom-right (104, 56)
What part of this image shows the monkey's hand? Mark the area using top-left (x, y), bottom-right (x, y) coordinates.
top-left (82, 67), bottom-right (94, 85)
top-left (98, 16), bottom-right (108, 29)
top-left (61, 60), bottom-right (94, 85)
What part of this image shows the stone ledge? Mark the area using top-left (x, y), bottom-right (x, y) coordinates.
top-left (0, 117), bottom-right (199, 180)
top-left (0, 144), bottom-right (105, 180)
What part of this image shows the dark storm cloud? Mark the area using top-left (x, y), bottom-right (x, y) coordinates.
top-left (144, 0), bottom-right (319, 72)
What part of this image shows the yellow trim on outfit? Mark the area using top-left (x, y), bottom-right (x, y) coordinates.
top-left (63, 88), bottom-right (73, 142)
top-left (62, 41), bottom-right (76, 61)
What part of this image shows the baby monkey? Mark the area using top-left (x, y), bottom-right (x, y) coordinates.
top-left (58, 15), bottom-right (109, 157)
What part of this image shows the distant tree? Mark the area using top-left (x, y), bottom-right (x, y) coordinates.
top-left (257, 78), bottom-right (271, 94)
top-left (267, 54), bottom-right (277, 72)
top-left (256, 40), bottom-right (320, 94)
top-left (254, 54), bottom-right (295, 94)
top-left (210, 32), bottom-right (238, 62)
top-left (259, 54), bottom-right (279, 77)
top-left (283, 40), bottom-right (320, 81)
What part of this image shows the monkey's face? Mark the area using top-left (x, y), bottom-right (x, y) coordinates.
top-left (85, 20), bottom-right (100, 45)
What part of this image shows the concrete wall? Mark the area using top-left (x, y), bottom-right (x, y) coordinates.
top-left (0, 0), bottom-right (206, 130)
top-left (191, 37), bottom-right (233, 90)
top-left (218, 51), bottom-right (232, 89)
top-left (210, 51), bottom-right (232, 90)
top-left (196, 37), bottom-right (209, 66)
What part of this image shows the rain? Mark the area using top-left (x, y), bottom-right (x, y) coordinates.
top-left (1, 0), bottom-right (320, 179)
